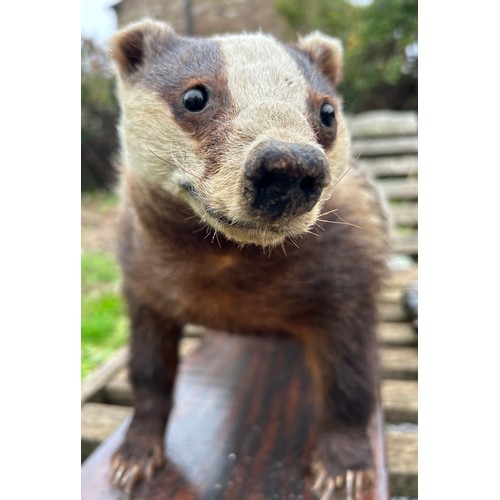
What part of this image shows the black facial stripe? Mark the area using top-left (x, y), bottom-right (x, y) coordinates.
top-left (284, 46), bottom-right (338, 151)
top-left (138, 35), bottom-right (223, 94)
top-left (134, 34), bottom-right (235, 173)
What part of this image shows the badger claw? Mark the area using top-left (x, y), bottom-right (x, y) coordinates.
top-left (312, 460), bottom-right (376, 500)
top-left (110, 440), bottom-right (164, 494)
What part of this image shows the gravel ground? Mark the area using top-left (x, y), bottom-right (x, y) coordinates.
top-left (81, 193), bottom-right (119, 255)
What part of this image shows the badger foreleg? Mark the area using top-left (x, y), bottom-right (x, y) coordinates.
top-left (303, 303), bottom-right (380, 499)
top-left (110, 295), bottom-right (182, 494)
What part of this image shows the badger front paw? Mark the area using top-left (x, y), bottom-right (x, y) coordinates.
top-left (312, 462), bottom-right (376, 500)
top-left (110, 438), bottom-right (165, 494)
top-left (311, 431), bottom-right (376, 500)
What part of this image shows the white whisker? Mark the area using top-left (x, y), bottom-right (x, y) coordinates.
top-left (316, 218), bottom-right (363, 230)
top-left (330, 162), bottom-right (353, 193)
top-left (319, 207), bottom-right (339, 218)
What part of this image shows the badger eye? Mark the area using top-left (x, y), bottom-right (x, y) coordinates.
top-left (183, 86), bottom-right (208, 112)
top-left (320, 102), bottom-right (335, 127)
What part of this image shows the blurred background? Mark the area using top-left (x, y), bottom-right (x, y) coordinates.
top-left (81, 0), bottom-right (417, 192)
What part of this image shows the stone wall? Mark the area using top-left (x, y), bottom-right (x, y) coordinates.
top-left (112, 0), bottom-right (292, 40)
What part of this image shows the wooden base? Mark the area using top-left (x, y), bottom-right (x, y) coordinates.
top-left (82, 332), bottom-right (389, 499)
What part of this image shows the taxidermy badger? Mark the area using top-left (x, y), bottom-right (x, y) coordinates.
top-left (108, 19), bottom-right (390, 499)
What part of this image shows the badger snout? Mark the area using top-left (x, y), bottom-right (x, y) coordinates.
top-left (243, 140), bottom-right (330, 221)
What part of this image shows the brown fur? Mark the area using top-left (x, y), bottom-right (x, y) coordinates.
top-left (108, 20), bottom-right (390, 497)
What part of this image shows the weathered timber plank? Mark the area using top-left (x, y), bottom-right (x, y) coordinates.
top-left (347, 110), bottom-right (418, 138)
top-left (380, 287), bottom-right (404, 304)
top-left (82, 397), bottom-right (417, 465)
top-left (186, 321), bottom-right (418, 346)
top-left (380, 268), bottom-right (417, 305)
top-left (104, 346), bottom-right (417, 413)
top-left (379, 302), bottom-right (407, 322)
top-left (352, 137), bottom-right (418, 157)
top-left (104, 369), bottom-right (132, 407)
top-left (81, 347), bottom-right (128, 405)
top-left (179, 336), bottom-right (203, 358)
top-left (377, 322), bottom-right (417, 347)
top-left (385, 267), bottom-right (418, 288)
top-left (82, 420), bottom-right (416, 498)
top-left (389, 203), bottom-right (418, 227)
top-left (392, 232), bottom-right (418, 257)
top-left (183, 323), bottom-right (208, 337)
top-left (356, 155), bottom-right (418, 178)
top-left (84, 338), bottom-right (202, 406)
top-left (81, 403), bottom-right (132, 462)
top-left (100, 323), bottom-right (419, 410)
top-left (377, 178), bottom-right (418, 200)
top-left (100, 337), bottom-right (203, 407)
top-left (381, 347), bottom-right (418, 380)
top-left (381, 380), bottom-right (418, 423)
top-left (386, 432), bottom-right (418, 497)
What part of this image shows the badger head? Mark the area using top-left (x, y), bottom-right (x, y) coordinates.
top-left (110, 20), bottom-right (351, 247)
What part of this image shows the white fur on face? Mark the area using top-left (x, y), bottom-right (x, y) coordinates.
top-left (218, 34), bottom-right (316, 144)
top-left (118, 82), bottom-right (206, 198)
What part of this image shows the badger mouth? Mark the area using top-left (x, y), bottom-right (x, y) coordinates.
top-left (204, 207), bottom-right (285, 234)
top-left (177, 138), bottom-right (331, 246)
top-left (180, 183), bottom-right (310, 245)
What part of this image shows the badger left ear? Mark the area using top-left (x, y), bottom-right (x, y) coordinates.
top-left (109, 19), bottom-right (175, 79)
top-left (297, 31), bottom-right (344, 86)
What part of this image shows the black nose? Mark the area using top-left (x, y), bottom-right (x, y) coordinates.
top-left (243, 141), bottom-right (330, 220)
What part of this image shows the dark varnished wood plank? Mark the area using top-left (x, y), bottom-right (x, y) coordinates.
top-left (82, 332), bottom-right (389, 499)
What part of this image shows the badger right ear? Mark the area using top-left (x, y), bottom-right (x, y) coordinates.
top-left (110, 19), bottom-right (174, 78)
top-left (297, 31), bottom-right (344, 86)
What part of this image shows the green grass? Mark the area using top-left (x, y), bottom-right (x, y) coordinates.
top-left (82, 251), bottom-right (121, 286)
top-left (81, 251), bottom-right (128, 380)
top-left (82, 190), bottom-right (119, 211)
